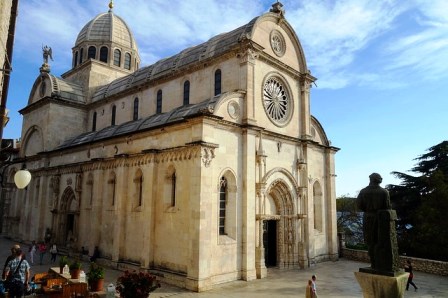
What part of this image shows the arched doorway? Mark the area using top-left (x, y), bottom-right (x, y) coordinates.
top-left (264, 179), bottom-right (296, 268)
top-left (263, 220), bottom-right (277, 267)
top-left (56, 187), bottom-right (79, 246)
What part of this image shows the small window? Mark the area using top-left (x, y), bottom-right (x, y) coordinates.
top-left (219, 177), bottom-right (227, 235)
top-left (111, 105), bottom-right (116, 126)
top-left (79, 48), bottom-right (84, 64)
top-left (171, 172), bottom-right (176, 207)
top-left (108, 172), bottom-right (116, 206)
top-left (156, 90), bottom-right (162, 114)
top-left (124, 53), bottom-right (131, 70)
top-left (88, 46), bottom-right (96, 59)
top-left (134, 171), bottom-right (143, 208)
top-left (114, 49), bottom-right (121, 66)
top-left (74, 51), bottom-right (78, 67)
top-left (87, 174), bottom-right (94, 207)
top-left (183, 81), bottom-right (190, 106)
top-left (100, 46), bottom-right (108, 63)
top-left (92, 112), bottom-right (97, 132)
top-left (214, 69), bottom-right (222, 96)
top-left (133, 98), bottom-right (139, 120)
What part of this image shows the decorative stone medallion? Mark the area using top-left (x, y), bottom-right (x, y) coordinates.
top-left (263, 76), bottom-right (292, 126)
top-left (227, 101), bottom-right (240, 120)
top-left (270, 30), bottom-right (286, 57)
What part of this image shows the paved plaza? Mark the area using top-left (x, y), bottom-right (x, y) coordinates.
top-left (1, 236), bottom-right (447, 297)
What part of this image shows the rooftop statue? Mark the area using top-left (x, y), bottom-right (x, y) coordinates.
top-left (357, 173), bottom-right (399, 274)
top-left (42, 45), bottom-right (53, 65)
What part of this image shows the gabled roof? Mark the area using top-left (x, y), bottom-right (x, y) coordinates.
top-left (91, 16), bottom-right (258, 102)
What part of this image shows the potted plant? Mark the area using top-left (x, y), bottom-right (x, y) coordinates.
top-left (59, 256), bottom-right (69, 274)
top-left (86, 262), bottom-right (105, 292)
top-left (116, 270), bottom-right (160, 298)
top-left (69, 259), bottom-right (82, 279)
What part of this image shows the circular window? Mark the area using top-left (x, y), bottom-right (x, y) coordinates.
top-left (227, 101), bottom-right (240, 120)
top-left (270, 30), bottom-right (286, 57)
top-left (263, 77), bottom-right (292, 126)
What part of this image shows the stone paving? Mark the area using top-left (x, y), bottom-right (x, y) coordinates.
top-left (1, 236), bottom-right (447, 297)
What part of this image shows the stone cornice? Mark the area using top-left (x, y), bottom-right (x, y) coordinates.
top-left (31, 141), bottom-right (218, 176)
top-left (19, 96), bottom-right (87, 115)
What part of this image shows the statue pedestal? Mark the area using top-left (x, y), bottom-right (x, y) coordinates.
top-left (355, 271), bottom-right (408, 298)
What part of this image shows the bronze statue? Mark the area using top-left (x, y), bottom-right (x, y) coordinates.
top-left (42, 45), bottom-right (53, 64)
top-left (357, 173), bottom-right (399, 274)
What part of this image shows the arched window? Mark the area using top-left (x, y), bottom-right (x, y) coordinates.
top-left (156, 90), bottom-right (162, 114)
top-left (133, 98), bottom-right (139, 120)
top-left (111, 105), bottom-right (116, 126)
top-left (219, 176), bottom-right (227, 235)
top-left (88, 46), bottom-right (96, 59)
top-left (100, 46), bottom-right (108, 63)
top-left (134, 170), bottom-right (143, 208)
top-left (74, 51), bottom-right (78, 67)
top-left (183, 81), bottom-right (190, 105)
top-left (92, 112), bottom-right (97, 132)
top-left (214, 69), bottom-right (222, 96)
top-left (87, 174), bottom-right (94, 207)
top-left (113, 49), bottom-right (121, 66)
top-left (313, 182), bottom-right (323, 232)
top-left (171, 172), bottom-right (176, 207)
top-left (108, 172), bottom-right (116, 206)
top-left (124, 53), bottom-right (131, 70)
top-left (79, 48), bottom-right (84, 64)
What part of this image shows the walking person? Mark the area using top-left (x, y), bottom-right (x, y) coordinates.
top-left (49, 243), bottom-right (58, 263)
top-left (4, 249), bottom-right (31, 298)
top-left (2, 244), bottom-right (20, 280)
top-left (405, 260), bottom-right (418, 291)
top-left (311, 275), bottom-right (318, 297)
top-left (37, 242), bottom-right (47, 265)
top-left (305, 279), bottom-right (315, 298)
top-left (28, 241), bottom-right (36, 265)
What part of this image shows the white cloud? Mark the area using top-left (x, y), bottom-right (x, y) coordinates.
top-left (12, 0), bottom-right (448, 90)
top-left (286, 0), bottom-right (407, 89)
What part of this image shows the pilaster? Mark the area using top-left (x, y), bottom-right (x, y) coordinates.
top-left (241, 128), bottom-right (257, 281)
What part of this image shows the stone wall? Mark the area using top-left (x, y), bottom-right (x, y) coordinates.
top-left (342, 248), bottom-right (448, 276)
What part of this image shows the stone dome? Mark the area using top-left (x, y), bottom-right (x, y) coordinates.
top-left (75, 10), bottom-right (138, 52)
top-left (69, 5), bottom-right (140, 74)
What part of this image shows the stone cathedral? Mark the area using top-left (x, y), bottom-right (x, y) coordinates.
top-left (3, 1), bottom-right (339, 291)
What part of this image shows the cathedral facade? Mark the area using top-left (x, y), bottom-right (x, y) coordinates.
top-left (3, 2), bottom-right (339, 291)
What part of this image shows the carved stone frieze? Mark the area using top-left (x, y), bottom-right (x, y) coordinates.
top-left (256, 214), bottom-right (281, 221)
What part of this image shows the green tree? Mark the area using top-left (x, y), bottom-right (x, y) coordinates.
top-left (336, 195), bottom-right (363, 246)
top-left (387, 140), bottom-right (448, 261)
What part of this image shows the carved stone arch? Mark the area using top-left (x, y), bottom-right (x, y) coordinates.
top-left (21, 125), bottom-right (44, 157)
top-left (217, 168), bottom-right (237, 192)
top-left (56, 186), bottom-right (79, 246)
top-left (261, 169), bottom-right (299, 269)
top-left (262, 167), bottom-right (299, 193)
top-left (217, 168), bottom-right (238, 240)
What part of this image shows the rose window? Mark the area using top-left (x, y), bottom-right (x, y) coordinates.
top-left (263, 77), bottom-right (291, 125)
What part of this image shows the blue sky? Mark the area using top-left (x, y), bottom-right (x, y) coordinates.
top-left (4, 0), bottom-right (448, 197)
